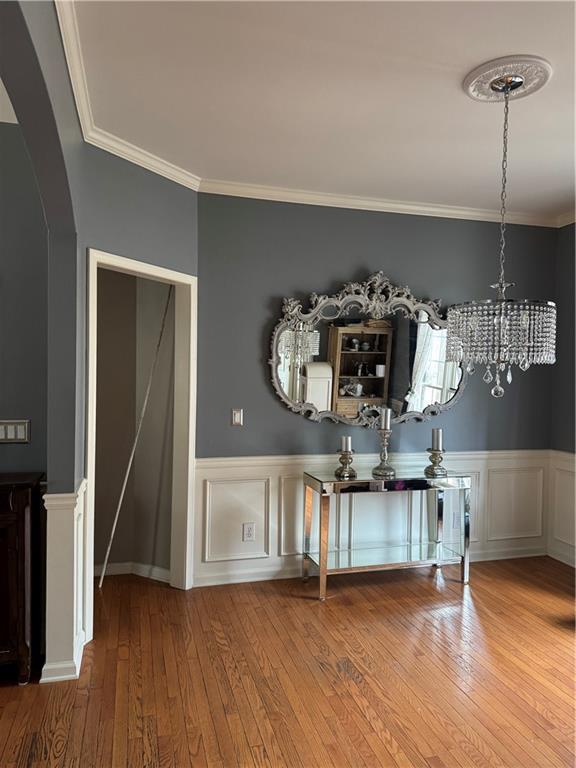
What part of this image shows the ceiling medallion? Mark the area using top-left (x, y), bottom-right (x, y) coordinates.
top-left (463, 55), bottom-right (553, 102)
top-left (447, 56), bottom-right (557, 398)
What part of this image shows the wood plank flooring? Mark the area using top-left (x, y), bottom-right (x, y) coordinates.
top-left (0, 557), bottom-right (574, 767)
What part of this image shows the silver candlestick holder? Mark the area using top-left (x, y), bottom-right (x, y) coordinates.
top-left (372, 429), bottom-right (396, 479)
top-left (424, 447), bottom-right (448, 477)
top-left (335, 450), bottom-right (357, 480)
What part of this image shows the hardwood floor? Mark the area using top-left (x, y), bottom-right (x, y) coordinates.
top-left (0, 557), bottom-right (573, 767)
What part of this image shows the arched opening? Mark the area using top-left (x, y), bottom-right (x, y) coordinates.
top-left (0, 2), bottom-right (82, 680)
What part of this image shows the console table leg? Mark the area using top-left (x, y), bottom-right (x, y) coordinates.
top-left (427, 489), bottom-right (444, 567)
top-left (319, 496), bottom-right (329, 600)
top-left (461, 488), bottom-right (471, 584)
top-left (436, 490), bottom-right (444, 567)
top-left (303, 485), bottom-right (314, 581)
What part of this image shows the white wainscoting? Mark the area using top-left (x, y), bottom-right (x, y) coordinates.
top-left (204, 478), bottom-right (271, 562)
top-left (41, 479), bottom-right (87, 683)
top-left (46, 450), bottom-right (571, 683)
top-left (194, 450), bottom-right (567, 587)
top-left (547, 450), bottom-right (576, 566)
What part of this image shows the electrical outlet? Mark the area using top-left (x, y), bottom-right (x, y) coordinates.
top-left (231, 408), bottom-right (243, 426)
top-left (242, 522), bottom-right (256, 542)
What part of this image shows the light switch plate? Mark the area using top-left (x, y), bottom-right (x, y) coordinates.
top-left (0, 420), bottom-right (30, 443)
top-left (231, 409), bottom-right (243, 426)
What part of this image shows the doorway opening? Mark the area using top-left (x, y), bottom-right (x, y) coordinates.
top-left (94, 269), bottom-right (175, 584)
top-left (85, 250), bottom-right (196, 644)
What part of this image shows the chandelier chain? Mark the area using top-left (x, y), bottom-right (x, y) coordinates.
top-left (497, 89), bottom-right (510, 298)
top-left (446, 67), bottom-right (557, 399)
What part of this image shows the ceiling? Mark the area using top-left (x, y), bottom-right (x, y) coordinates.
top-left (61, 1), bottom-right (574, 225)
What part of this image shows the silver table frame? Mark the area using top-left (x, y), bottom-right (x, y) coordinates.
top-left (303, 472), bottom-right (471, 600)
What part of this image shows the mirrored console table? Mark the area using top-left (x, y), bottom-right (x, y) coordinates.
top-left (303, 471), bottom-right (471, 600)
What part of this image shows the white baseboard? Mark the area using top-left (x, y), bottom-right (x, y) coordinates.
top-left (40, 627), bottom-right (85, 684)
top-left (546, 542), bottom-right (575, 567)
top-left (192, 549), bottom-right (552, 588)
top-left (193, 564), bottom-right (303, 587)
top-left (40, 659), bottom-right (81, 684)
top-left (470, 547), bottom-right (546, 562)
top-left (94, 561), bottom-right (171, 584)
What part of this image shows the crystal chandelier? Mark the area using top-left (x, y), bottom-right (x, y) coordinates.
top-left (278, 324), bottom-right (320, 359)
top-left (278, 323), bottom-right (320, 402)
top-left (447, 57), bottom-right (557, 398)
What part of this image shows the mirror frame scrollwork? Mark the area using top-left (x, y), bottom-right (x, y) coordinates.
top-left (269, 272), bottom-right (468, 427)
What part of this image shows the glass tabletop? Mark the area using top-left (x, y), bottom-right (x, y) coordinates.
top-left (305, 543), bottom-right (463, 571)
top-left (303, 470), bottom-right (471, 492)
top-left (304, 470), bottom-right (469, 483)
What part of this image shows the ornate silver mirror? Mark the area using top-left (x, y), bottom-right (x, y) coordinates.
top-left (270, 272), bottom-right (468, 426)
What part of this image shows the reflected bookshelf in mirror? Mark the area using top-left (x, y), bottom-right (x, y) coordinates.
top-left (328, 322), bottom-right (393, 418)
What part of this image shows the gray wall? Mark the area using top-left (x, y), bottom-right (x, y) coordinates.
top-left (94, 270), bottom-right (173, 570)
top-left (0, 123), bottom-right (47, 472)
top-left (552, 224), bottom-right (575, 453)
top-left (2, 1), bottom-right (198, 492)
top-left (133, 278), bottom-right (174, 570)
top-left (1, 0), bottom-right (572, 488)
top-left (197, 193), bottom-right (562, 457)
top-left (94, 269), bottom-right (136, 564)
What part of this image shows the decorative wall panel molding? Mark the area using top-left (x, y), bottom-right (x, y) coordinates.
top-left (547, 451), bottom-right (575, 566)
top-left (486, 467), bottom-right (544, 541)
top-left (279, 475), bottom-right (304, 557)
top-left (204, 477), bottom-right (271, 562)
top-left (552, 469), bottom-right (575, 545)
top-left (194, 450), bottom-right (563, 587)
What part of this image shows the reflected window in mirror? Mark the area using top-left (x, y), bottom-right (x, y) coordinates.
top-left (403, 312), bottom-right (461, 414)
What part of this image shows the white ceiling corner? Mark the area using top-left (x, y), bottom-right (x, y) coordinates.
top-left (55, 0), bottom-right (201, 191)
top-left (56, 1), bottom-right (574, 227)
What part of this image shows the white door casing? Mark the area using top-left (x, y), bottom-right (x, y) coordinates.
top-left (85, 249), bottom-right (197, 641)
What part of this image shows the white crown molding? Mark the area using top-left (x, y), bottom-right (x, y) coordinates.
top-left (555, 210), bottom-right (576, 228)
top-left (55, 1), bottom-right (201, 191)
top-left (198, 179), bottom-right (563, 227)
top-left (55, 2), bottom-right (569, 226)
top-left (87, 124), bottom-right (201, 190)
top-left (54, 1), bottom-right (94, 138)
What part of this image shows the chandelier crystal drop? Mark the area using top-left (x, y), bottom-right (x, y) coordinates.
top-left (447, 65), bottom-right (556, 398)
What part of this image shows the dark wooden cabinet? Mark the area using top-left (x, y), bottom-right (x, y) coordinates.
top-left (0, 473), bottom-right (46, 684)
